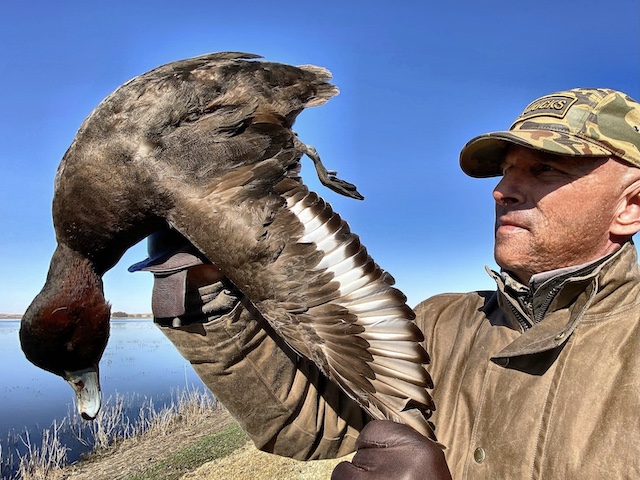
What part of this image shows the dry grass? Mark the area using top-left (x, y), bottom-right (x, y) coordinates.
top-left (58, 404), bottom-right (238, 480)
top-left (8, 387), bottom-right (220, 480)
top-left (9, 388), bottom-right (351, 480)
top-left (15, 421), bottom-right (69, 480)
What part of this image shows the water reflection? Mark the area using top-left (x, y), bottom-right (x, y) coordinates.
top-left (0, 318), bottom-right (207, 476)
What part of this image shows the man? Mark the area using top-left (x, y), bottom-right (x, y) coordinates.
top-left (135, 88), bottom-right (640, 478)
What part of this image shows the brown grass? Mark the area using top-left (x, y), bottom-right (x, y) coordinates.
top-left (13, 388), bottom-right (222, 480)
top-left (57, 405), bottom-right (236, 480)
top-left (13, 388), bottom-right (351, 480)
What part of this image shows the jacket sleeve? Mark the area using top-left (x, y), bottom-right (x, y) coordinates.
top-left (156, 297), bottom-right (366, 460)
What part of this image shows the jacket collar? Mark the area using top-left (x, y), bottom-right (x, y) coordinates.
top-left (488, 241), bottom-right (640, 358)
top-left (489, 250), bottom-right (617, 328)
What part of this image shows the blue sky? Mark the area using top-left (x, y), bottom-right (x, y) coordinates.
top-left (1, 0), bottom-right (638, 314)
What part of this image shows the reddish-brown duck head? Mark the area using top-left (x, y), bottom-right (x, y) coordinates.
top-left (20, 243), bottom-right (111, 420)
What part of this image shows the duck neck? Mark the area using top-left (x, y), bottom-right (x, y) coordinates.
top-left (21, 243), bottom-right (111, 375)
top-left (47, 243), bottom-right (110, 316)
top-left (34, 246), bottom-right (109, 344)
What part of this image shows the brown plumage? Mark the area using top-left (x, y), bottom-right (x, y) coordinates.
top-left (20, 52), bottom-right (435, 438)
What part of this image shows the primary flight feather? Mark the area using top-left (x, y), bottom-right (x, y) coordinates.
top-left (20, 52), bottom-right (435, 438)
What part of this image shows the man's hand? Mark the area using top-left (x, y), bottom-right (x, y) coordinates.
top-left (331, 420), bottom-right (452, 480)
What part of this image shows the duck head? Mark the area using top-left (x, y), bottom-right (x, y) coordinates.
top-left (20, 243), bottom-right (111, 419)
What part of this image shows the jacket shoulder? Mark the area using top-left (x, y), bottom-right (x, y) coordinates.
top-left (414, 291), bottom-right (496, 326)
top-left (413, 290), bottom-right (499, 361)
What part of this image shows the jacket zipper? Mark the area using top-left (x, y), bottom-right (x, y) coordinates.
top-left (534, 285), bottom-right (562, 324)
top-left (506, 299), bottom-right (532, 331)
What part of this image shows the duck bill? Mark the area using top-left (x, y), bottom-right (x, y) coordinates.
top-left (64, 367), bottom-right (101, 420)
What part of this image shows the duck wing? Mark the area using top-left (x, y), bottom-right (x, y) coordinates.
top-left (162, 121), bottom-right (435, 439)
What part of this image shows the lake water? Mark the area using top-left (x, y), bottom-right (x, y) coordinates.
top-left (0, 318), bottom-right (208, 478)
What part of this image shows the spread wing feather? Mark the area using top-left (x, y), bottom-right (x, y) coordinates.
top-left (130, 53), bottom-right (437, 439)
top-left (166, 154), bottom-right (435, 439)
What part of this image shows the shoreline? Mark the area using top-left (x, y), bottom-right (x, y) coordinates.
top-left (15, 389), bottom-right (350, 480)
top-left (55, 407), bottom-right (243, 480)
top-left (52, 409), bottom-right (348, 480)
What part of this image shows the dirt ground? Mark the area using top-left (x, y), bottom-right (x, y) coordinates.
top-left (182, 442), bottom-right (349, 480)
top-left (56, 408), bottom-right (350, 480)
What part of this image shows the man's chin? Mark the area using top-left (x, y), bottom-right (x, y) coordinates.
top-left (494, 250), bottom-right (533, 282)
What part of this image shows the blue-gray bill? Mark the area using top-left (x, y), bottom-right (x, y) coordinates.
top-left (64, 367), bottom-right (101, 420)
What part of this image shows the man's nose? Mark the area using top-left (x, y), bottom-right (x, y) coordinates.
top-left (493, 172), bottom-right (525, 206)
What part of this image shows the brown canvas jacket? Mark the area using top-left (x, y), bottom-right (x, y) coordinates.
top-left (158, 241), bottom-right (640, 478)
top-left (419, 241), bottom-right (640, 479)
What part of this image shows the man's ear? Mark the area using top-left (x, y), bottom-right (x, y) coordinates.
top-left (611, 180), bottom-right (640, 238)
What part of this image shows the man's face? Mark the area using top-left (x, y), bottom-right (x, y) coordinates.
top-left (493, 146), bottom-right (632, 283)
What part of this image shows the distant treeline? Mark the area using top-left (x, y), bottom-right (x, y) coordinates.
top-left (0, 312), bottom-right (152, 319)
top-left (111, 312), bottom-right (153, 318)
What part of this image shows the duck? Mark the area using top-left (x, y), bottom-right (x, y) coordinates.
top-left (20, 52), bottom-right (435, 437)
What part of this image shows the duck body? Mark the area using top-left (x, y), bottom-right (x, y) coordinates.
top-left (21, 52), bottom-right (435, 438)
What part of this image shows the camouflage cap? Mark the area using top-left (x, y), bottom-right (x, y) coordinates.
top-left (460, 88), bottom-right (640, 177)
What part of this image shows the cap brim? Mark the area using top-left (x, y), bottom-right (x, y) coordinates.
top-left (459, 129), bottom-right (613, 178)
top-left (128, 250), bottom-right (204, 273)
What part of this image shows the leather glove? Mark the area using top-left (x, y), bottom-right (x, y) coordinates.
top-left (331, 420), bottom-right (452, 480)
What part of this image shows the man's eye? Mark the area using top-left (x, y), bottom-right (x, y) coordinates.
top-left (539, 164), bottom-right (557, 173)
